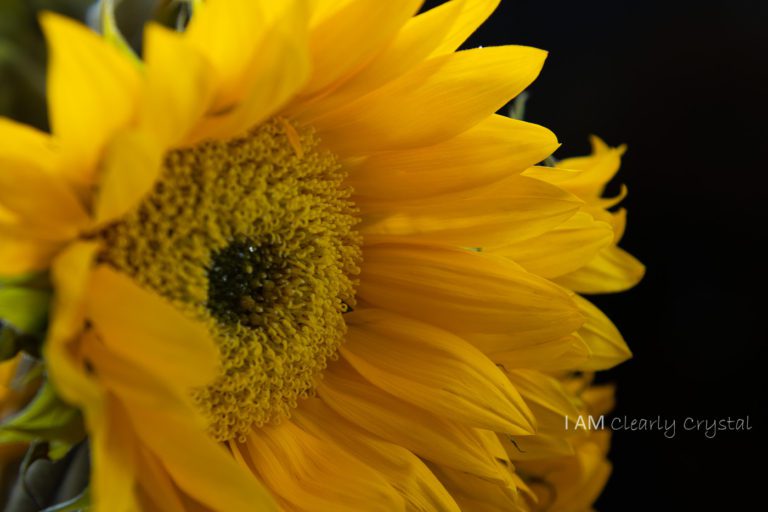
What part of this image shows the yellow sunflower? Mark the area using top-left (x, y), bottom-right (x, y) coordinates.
top-left (0, 0), bottom-right (644, 510)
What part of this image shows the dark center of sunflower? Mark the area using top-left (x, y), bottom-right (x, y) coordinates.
top-left (97, 118), bottom-right (361, 442)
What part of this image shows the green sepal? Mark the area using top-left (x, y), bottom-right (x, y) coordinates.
top-left (0, 380), bottom-right (85, 455)
top-left (0, 285), bottom-right (51, 360)
top-left (100, 0), bottom-right (142, 67)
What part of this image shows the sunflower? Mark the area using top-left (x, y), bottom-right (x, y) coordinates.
top-left (0, 0), bottom-right (644, 510)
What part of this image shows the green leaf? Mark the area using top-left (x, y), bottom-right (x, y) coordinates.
top-left (0, 380), bottom-right (85, 450)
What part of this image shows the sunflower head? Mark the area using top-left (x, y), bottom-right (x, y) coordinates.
top-left (0, 1), bottom-right (643, 510)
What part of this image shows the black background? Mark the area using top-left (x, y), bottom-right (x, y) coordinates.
top-left (425, 0), bottom-right (768, 509)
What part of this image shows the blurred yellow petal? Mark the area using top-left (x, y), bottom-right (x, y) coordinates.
top-left (45, 242), bottom-right (101, 409)
top-left (85, 265), bottom-right (218, 390)
top-left (184, 0), bottom-right (293, 109)
top-left (40, 12), bottom-right (139, 183)
top-left (94, 129), bottom-right (164, 226)
top-left (142, 23), bottom-right (215, 147)
top-left (90, 396), bottom-right (140, 512)
top-left (128, 404), bottom-right (278, 512)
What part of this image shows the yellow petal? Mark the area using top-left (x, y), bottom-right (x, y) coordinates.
top-left (0, 232), bottom-right (65, 275)
top-left (572, 295), bottom-right (633, 370)
top-left (85, 265), bottom-right (218, 390)
top-left (135, 446), bottom-right (190, 512)
top-left (183, 0), bottom-right (291, 109)
top-left (89, 396), bottom-right (140, 512)
top-left (141, 23), bottom-right (216, 147)
top-left (320, 360), bottom-right (507, 482)
top-left (358, 174), bottom-right (581, 248)
top-left (490, 211), bottom-right (613, 278)
top-left (492, 335), bottom-right (591, 372)
top-left (309, 45), bottom-right (547, 155)
top-left (504, 369), bottom-right (581, 431)
top-left (94, 129), bottom-right (164, 226)
top-left (429, 463), bottom-right (520, 512)
top-left (44, 242), bottom-right (102, 409)
top-left (189, 2), bottom-right (311, 141)
top-left (293, 398), bottom-right (461, 512)
top-left (429, 0), bottom-right (500, 56)
top-left (501, 431), bottom-right (574, 461)
top-left (128, 403), bottom-right (278, 512)
top-left (0, 116), bottom-right (57, 170)
top-left (79, 330), bottom-right (203, 417)
top-left (554, 136), bottom-right (627, 200)
top-left (357, 243), bottom-right (583, 350)
top-left (0, 119), bottom-right (87, 232)
top-left (244, 420), bottom-right (404, 511)
top-left (301, 0), bottom-right (422, 98)
top-left (296, 0), bottom-right (499, 120)
top-left (40, 12), bottom-right (139, 183)
top-left (554, 245), bottom-right (645, 294)
top-left (343, 309), bottom-right (535, 434)
top-left (348, 115), bottom-right (558, 200)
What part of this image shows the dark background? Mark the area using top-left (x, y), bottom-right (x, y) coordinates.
top-left (429, 0), bottom-right (768, 509)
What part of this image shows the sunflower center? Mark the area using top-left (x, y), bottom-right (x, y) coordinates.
top-left (98, 118), bottom-right (361, 442)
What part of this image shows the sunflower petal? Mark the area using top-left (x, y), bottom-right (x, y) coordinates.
top-left (85, 265), bottom-right (218, 390)
top-left (136, 446), bottom-right (186, 512)
top-left (348, 115), bottom-right (558, 200)
top-left (0, 119), bottom-right (87, 232)
top-left (89, 397), bottom-right (140, 512)
top-left (40, 12), bottom-right (139, 183)
top-left (358, 243), bottom-right (583, 350)
top-left (142, 23), bottom-right (215, 147)
top-left (128, 404), bottom-right (279, 512)
top-left (296, 0), bottom-right (499, 119)
top-left (302, 0), bottom-right (422, 97)
top-left (343, 309), bottom-right (535, 434)
top-left (94, 129), bottom-right (164, 226)
top-left (310, 45), bottom-right (547, 155)
top-left (189, 1), bottom-right (311, 141)
top-left (504, 369), bottom-right (581, 431)
top-left (320, 360), bottom-right (508, 482)
top-left (491, 211), bottom-right (614, 278)
top-left (183, 0), bottom-right (288, 108)
top-left (244, 420), bottom-right (403, 511)
top-left (492, 335), bottom-right (591, 371)
top-left (572, 295), bottom-right (633, 370)
top-left (358, 175), bottom-right (581, 247)
top-left (554, 245), bottom-right (645, 294)
top-left (45, 242), bottom-right (101, 408)
top-left (293, 398), bottom-right (461, 512)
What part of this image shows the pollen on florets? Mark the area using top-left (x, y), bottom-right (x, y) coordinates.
top-left (97, 118), bottom-right (361, 441)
